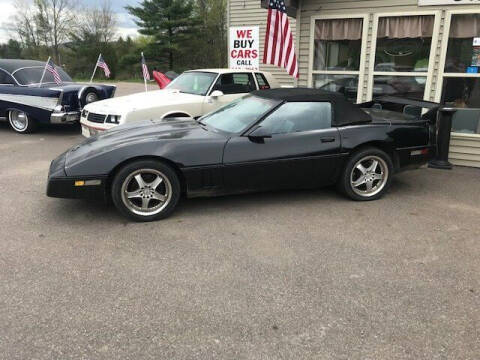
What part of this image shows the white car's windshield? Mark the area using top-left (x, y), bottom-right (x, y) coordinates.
top-left (166, 71), bottom-right (218, 95)
top-left (200, 95), bottom-right (280, 134)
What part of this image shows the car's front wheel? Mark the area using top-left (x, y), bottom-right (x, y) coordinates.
top-left (8, 110), bottom-right (37, 134)
top-left (111, 160), bottom-right (181, 222)
top-left (338, 147), bottom-right (393, 201)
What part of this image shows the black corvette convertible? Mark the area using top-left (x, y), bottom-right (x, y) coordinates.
top-left (47, 88), bottom-right (438, 222)
top-left (0, 59), bottom-right (115, 133)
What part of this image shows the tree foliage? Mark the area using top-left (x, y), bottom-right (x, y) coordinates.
top-left (2, 0), bottom-right (227, 79)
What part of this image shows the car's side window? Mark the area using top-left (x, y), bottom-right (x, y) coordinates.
top-left (212, 73), bottom-right (256, 95)
top-left (260, 102), bottom-right (332, 135)
top-left (0, 70), bottom-right (15, 86)
top-left (255, 73), bottom-right (270, 90)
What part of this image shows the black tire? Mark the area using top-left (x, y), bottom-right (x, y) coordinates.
top-left (80, 87), bottom-right (100, 108)
top-left (8, 109), bottom-right (37, 134)
top-left (338, 147), bottom-right (394, 201)
top-left (111, 160), bottom-right (181, 222)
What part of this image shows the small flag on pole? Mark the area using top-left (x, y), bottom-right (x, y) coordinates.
top-left (141, 53), bottom-right (150, 81)
top-left (96, 54), bottom-right (111, 78)
top-left (45, 58), bottom-right (62, 85)
top-left (263, 0), bottom-right (299, 78)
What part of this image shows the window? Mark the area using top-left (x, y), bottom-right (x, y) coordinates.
top-left (440, 11), bottom-right (480, 135)
top-left (311, 16), bottom-right (367, 103)
top-left (212, 73), bottom-right (256, 95)
top-left (255, 73), bottom-right (270, 90)
top-left (260, 102), bottom-right (332, 135)
top-left (0, 70), bottom-right (14, 85)
top-left (166, 71), bottom-right (217, 95)
top-left (444, 14), bottom-right (480, 73)
top-left (370, 14), bottom-right (438, 101)
top-left (12, 67), bottom-right (72, 85)
top-left (201, 95), bottom-right (279, 134)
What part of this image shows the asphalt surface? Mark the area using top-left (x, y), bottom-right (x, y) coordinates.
top-left (1, 83), bottom-right (479, 359)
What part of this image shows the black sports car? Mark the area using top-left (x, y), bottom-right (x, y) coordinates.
top-left (0, 59), bottom-right (116, 133)
top-left (47, 88), bottom-right (438, 222)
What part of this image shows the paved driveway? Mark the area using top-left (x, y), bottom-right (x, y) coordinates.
top-left (0, 83), bottom-right (479, 359)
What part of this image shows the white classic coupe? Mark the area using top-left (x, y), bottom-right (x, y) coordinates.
top-left (80, 69), bottom-right (279, 137)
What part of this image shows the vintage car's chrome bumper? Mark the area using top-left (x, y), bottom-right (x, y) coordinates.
top-left (50, 111), bottom-right (81, 124)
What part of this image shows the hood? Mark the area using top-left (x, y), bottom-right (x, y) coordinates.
top-left (84, 89), bottom-right (203, 114)
top-left (65, 118), bottom-right (223, 169)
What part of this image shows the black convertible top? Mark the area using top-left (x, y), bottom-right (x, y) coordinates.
top-left (0, 59), bottom-right (46, 74)
top-left (252, 88), bottom-right (371, 126)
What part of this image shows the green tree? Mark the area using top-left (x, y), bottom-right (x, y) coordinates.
top-left (126, 0), bottom-right (198, 71)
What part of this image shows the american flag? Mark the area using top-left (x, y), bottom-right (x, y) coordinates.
top-left (96, 54), bottom-right (111, 78)
top-left (263, 0), bottom-right (298, 78)
top-left (45, 58), bottom-right (62, 84)
top-left (141, 53), bottom-right (150, 81)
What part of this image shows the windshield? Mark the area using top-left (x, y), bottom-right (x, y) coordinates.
top-left (200, 95), bottom-right (280, 133)
top-left (166, 71), bottom-right (218, 95)
top-left (13, 67), bottom-right (73, 86)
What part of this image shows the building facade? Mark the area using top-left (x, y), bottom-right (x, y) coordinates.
top-left (228, 0), bottom-right (480, 167)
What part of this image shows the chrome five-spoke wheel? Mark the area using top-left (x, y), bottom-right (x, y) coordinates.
top-left (338, 147), bottom-right (393, 201)
top-left (112, 160), bottom-right (181, 221)
top-left (350, 156), bottom-right (389, 197)
top-left (121, 169), bottom-right (173, 216)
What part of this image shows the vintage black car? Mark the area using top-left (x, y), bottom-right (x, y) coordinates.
top-left (0, 59), bottom-right (116, 133)
top-left (47, 88), bottom-right (438, 222)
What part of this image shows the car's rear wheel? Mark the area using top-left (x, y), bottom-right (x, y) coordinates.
top-left (8, 110), bottom-right (37, 134)
top-left (338, 147), bottom-right (393, 201)
top-left (111, 160), bottom-right (181, 222)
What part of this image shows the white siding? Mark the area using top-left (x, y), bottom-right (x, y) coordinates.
top-left (228, 0), bottom-right (296, 86)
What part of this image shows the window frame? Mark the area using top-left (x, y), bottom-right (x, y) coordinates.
top-left (308, 14), bottom-right (370, 104)
top-left (435, 9), bottom-right (480, 138)
top-left (258, 101), bottom-right (334, 135)
top-left (366, 10), bottom-right (442, 102)
top-left (0, 69), bottom-right (16, 86)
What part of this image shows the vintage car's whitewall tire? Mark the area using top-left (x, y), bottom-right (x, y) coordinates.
top-left (8, 110), bottom-right (37, 134)
top-left (338, 147), bottom-right (393, 201)
top-left (111, 160), bottom-right (181, 222)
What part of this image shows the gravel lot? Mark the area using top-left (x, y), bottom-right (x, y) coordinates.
top-left (0, 82), bottom-right (479, 359)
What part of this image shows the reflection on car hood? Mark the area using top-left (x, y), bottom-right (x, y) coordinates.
top-left (65, 118), bottom-right (222, 167)
top-left (83, 89), bottom-right (203, 114)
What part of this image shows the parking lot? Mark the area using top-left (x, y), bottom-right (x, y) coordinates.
top-left (0, 83), bottom-right (479, 359)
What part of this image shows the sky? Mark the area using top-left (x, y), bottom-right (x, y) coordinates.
top-left (0, 0), bottom-right (140, 43)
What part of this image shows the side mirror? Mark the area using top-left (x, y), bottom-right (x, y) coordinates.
top-left (248, 126), bottom-right (272, 140)
top-left (210, 90), bottom-right (224, 98)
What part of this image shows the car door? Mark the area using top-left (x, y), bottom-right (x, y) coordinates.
top-left (202, 72), bottom-right (257, 114)
top-left (222, 101), bottom-right (341, 192)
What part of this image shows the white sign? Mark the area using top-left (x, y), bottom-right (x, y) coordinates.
top-left (474, 37), bottom-right (480, 47)
top-left (229, 26), bottom-right (259, 71)
top-left (419, 0), bottom-right (480, 5)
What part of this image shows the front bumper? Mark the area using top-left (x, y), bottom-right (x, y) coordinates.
top-left (51, 111), bottom-right (81, 124)
top-left (46, 152), bottom-right (108, 200)
top-left (80, 117), bottom-right (117, 138)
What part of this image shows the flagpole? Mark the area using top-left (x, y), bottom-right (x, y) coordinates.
top-left (38, 56), bottom-right (51, 88)
top-left (90, 54), bottom-right (101, 83)
top-left (142, 52), bottom-right (148, 93)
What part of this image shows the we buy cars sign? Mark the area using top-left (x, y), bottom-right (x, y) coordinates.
top-left (229, 27), bottom-right (259, 71)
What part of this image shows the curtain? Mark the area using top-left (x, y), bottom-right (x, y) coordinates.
top-left (450, 14), bottom-right (480, 39)
top-left (315, 18), bottom-right (363, 41)
top-left (377, 15), bottom-right (434, 39)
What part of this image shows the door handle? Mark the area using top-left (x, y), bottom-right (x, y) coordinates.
top-left (320, 137), bottom-right (336, 143)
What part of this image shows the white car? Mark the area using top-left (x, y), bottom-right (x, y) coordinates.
top-left (80, 69), bottom-right (279, 137)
